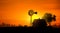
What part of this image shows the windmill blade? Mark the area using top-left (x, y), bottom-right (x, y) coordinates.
top-left (28, 10), bottom-right (34, 16)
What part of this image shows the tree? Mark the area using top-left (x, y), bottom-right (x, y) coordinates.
top-left (52, 15), bottom-right (56, 21)
top-left (42, 13), bottom-right (56, 26)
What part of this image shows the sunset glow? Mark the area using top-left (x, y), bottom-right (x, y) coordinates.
top-left (0, 0), bottom-right (60, 27)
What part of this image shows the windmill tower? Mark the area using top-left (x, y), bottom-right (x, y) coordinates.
top-left (28, 10), bottom-right (37, 26)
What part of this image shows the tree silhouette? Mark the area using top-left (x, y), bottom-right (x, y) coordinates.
top-left (52, 15), bottom-right (56, 21)
top-left (42, 13), bottom-right (56, 26)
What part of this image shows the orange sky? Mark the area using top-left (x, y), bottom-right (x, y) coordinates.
top-left (0, 0), bottom-right (60, 26)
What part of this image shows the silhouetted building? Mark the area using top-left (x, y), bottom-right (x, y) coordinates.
top-left (32, 18), bottom-right (47, 27)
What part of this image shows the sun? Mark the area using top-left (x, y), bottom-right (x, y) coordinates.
top-left (32, 14), bottom-right (40, 22)
top-left (27, 13), bottom-right (43, 24)
top-left (27, 14), bottom-right (40, 23)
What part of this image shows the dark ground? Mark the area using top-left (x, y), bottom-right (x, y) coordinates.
top-left (0, 26), bottom-right (60, 33)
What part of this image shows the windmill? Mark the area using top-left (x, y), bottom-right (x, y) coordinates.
top-left (28, 10), bottom-right (37, 26)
